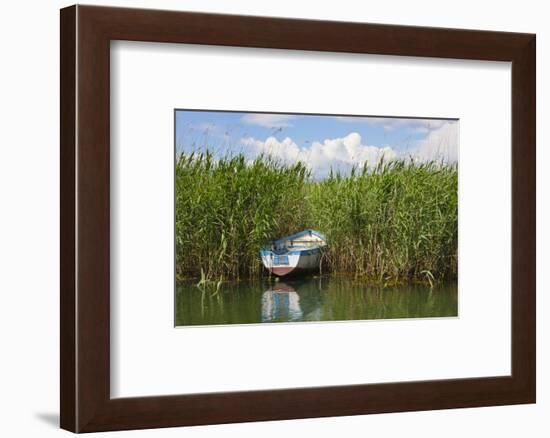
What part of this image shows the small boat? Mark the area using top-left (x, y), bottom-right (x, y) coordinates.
top-left (260, 229), bottom-right (327, 277)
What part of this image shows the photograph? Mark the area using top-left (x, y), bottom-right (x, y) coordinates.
top-left (175, 110), bottom-right (459, 326)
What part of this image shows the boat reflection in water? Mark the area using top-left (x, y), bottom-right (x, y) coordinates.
top-left (261, 281), bottom-right (323, 323)
top-left (261, 283), bottom-right (302, 322)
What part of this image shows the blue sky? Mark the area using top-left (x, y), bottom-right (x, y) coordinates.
top-left (175, 110), bottom-right (458, 179)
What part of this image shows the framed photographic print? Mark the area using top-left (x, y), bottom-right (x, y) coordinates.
top-left (60, 5), bottom-right (535, 433)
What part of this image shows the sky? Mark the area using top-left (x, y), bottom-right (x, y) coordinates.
top-left (175, 110), bottom-right (458, 179)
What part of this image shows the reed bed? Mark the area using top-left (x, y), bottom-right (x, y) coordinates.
top-left (176, 153), bottom-right (309, 281)
top-left (175, 152), bottom-right (457, 285)
top-left (308, 161), bottom-right (458, 285)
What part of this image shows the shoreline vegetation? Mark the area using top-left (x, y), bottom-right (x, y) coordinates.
top-left (175, 152), bottom-right (458, 287)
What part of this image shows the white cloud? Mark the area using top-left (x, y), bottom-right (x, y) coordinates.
top-left (241, 114), bottom-right (295, 128)
top-left (411, 121), bottom-right (459, 163)
top-left (238, 119), bottom-right (458, 179)
top-left (334, 119), bottom-right (459, 163)
top-left (336, 116), bottom-right (452, 133)
top-left (241, 136), bottom-right (301, 162)
top-left (241, 132), bottom-right (397, 179)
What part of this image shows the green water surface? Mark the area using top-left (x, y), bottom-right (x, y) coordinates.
top-left (175, 276), bottom-right (457, 326)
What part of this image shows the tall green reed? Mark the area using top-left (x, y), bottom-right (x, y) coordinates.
top-left (176, 152), bottom-right (309, 281)
top-left (308, 160), bottom-right (457, 285)
top-left (175, 152), bottom-right (457, 285)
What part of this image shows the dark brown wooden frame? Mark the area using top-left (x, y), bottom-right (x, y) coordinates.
top-left (60, 5), bottom-right (536, 433)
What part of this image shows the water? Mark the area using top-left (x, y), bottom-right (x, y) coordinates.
top-left (175, 276), bottom-right (457, 326)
